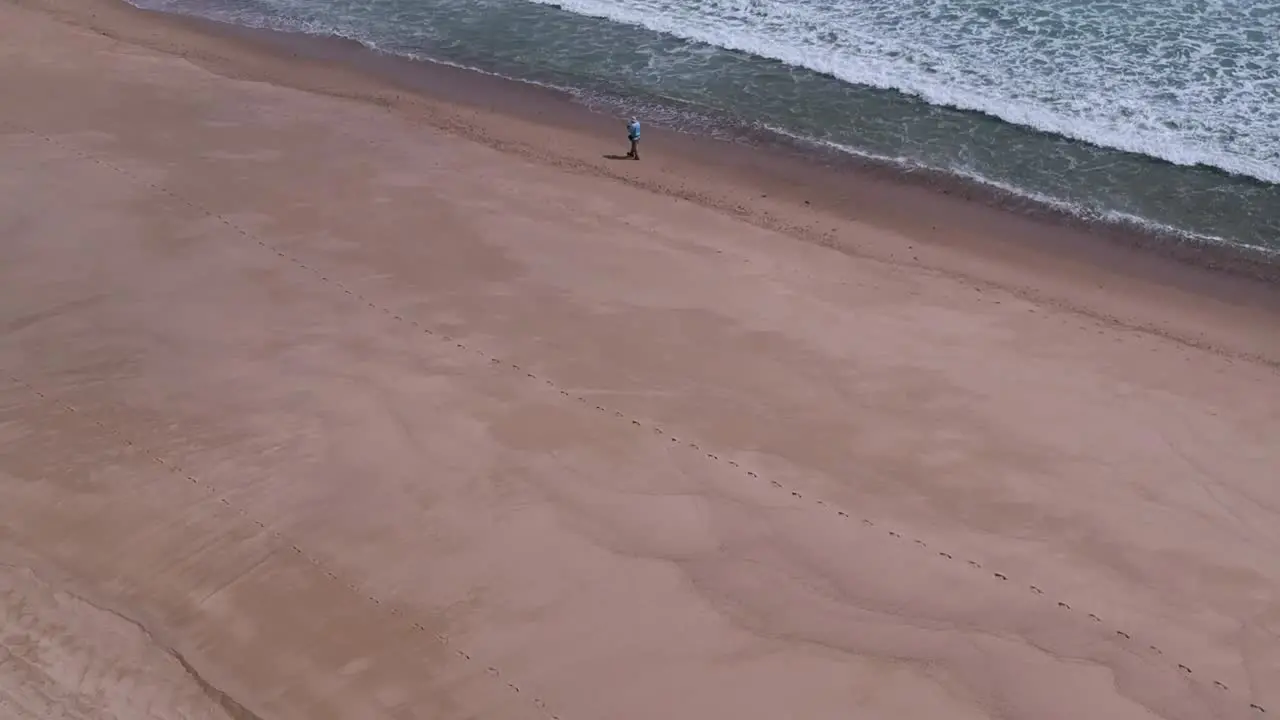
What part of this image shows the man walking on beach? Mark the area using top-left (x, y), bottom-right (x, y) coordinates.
top-left (626, 118), bottom-right (641, 160)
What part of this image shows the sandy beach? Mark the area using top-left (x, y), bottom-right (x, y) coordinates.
top-left (2, 0), bottom-right (1279, 718)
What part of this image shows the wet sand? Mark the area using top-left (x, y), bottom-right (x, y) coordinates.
top-left (1, 0), bottom-right (1279, 718)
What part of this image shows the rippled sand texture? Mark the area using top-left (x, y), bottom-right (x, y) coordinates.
top-left (2, 1), bottom-right (1279, 719)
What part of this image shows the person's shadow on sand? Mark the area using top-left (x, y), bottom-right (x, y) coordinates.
top-left (602, 154), bottom-right (635, 161)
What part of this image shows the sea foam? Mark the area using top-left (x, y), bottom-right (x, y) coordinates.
top-left (522, 0), bottom-right (1280, 184)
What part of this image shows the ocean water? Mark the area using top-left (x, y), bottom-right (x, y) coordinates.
top-left (133, 0), bottom-right (1280, 256)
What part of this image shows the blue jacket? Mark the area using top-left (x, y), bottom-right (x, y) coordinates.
top-left (628, 121), bottom-right (641, 140)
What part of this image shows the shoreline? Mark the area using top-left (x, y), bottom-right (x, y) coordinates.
top-left (120, 0), bottom-right (1280, 261)
top-left (191, 12), bottom-right (1280, 278)
top-left (14, 0), bottom-right (1280, 363)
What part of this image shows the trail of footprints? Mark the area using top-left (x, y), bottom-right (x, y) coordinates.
top-left (4, 124), bottom-right (1267, 715)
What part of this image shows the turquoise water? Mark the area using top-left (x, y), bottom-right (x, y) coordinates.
top-left (135, 0), bottom-right (1280, 255)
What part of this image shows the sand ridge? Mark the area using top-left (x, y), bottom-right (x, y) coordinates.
top-left (1, 1), bottom-right (1279, 718)
top-left (0, 558), bottom-right (256, 720)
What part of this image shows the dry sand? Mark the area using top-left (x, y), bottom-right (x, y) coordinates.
top-left (2, 1), bottom-right (1279, 718)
